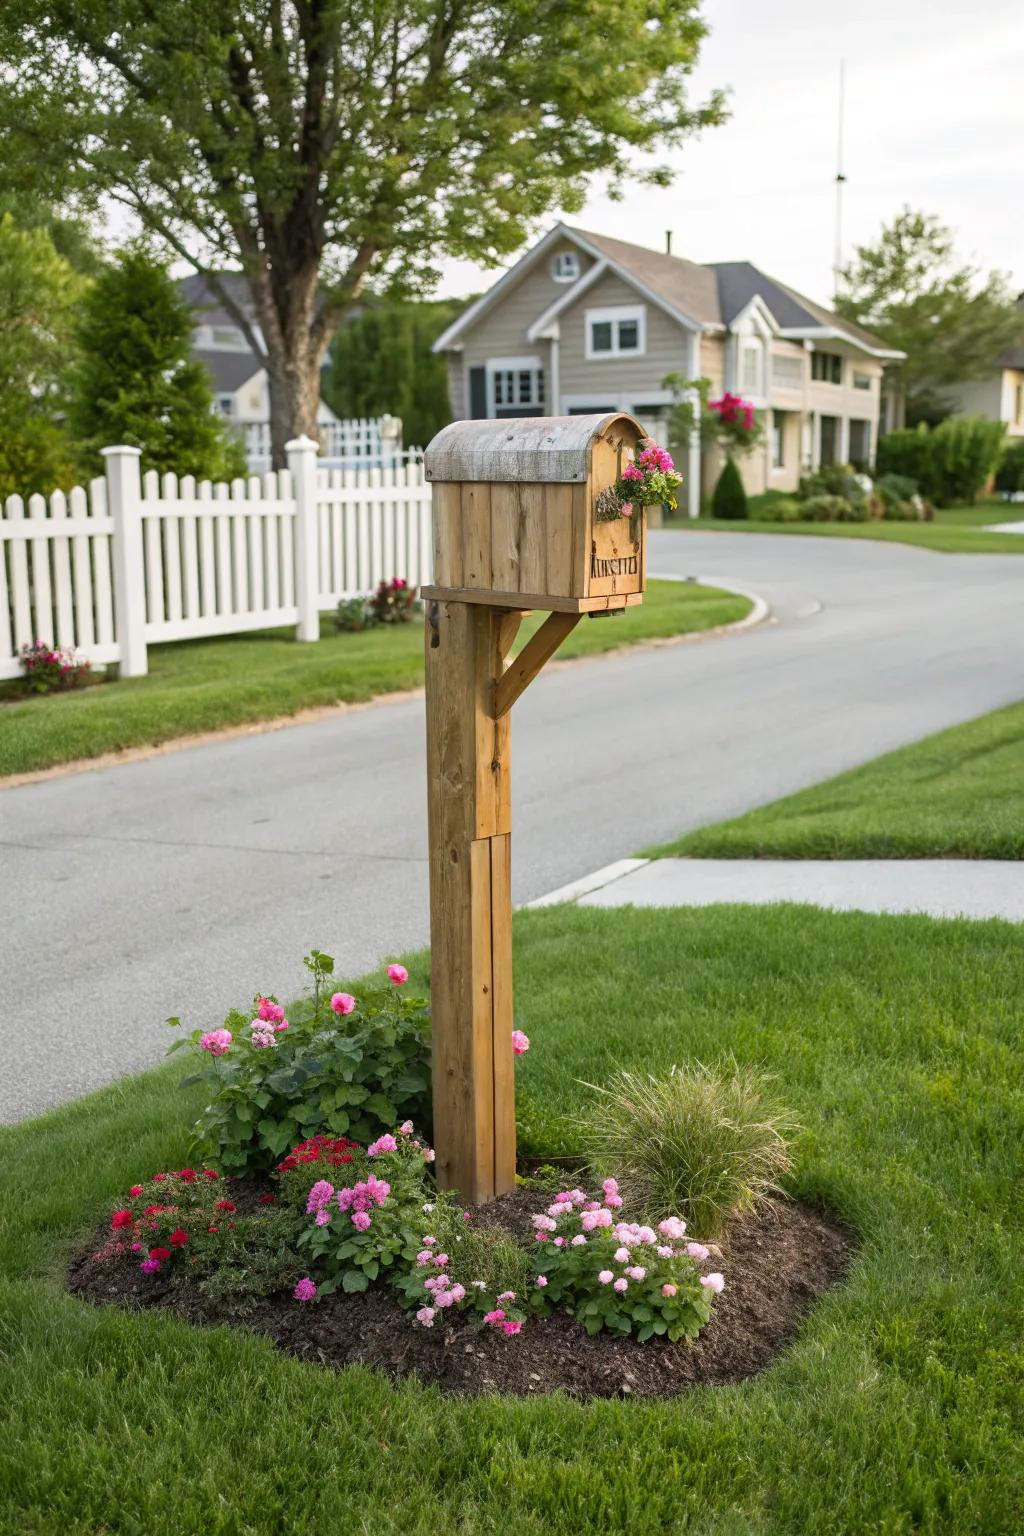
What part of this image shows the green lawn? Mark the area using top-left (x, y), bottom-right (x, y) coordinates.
top-left (2, 903), bottom-right (1022, 1533)
top-left (664, 498), bottom-right (1024, 554)
top-left (649, 700), bottom-right (1024, 860)
top-left (0, 579), bottom-right (749, 779)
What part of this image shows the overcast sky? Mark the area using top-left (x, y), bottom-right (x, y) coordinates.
top-left (436, 0), bottom-right (1024, 308)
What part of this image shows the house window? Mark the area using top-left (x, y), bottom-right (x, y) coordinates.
top-left (771, 353), bottom-right (804, 389)
top-left (740, 341), bottom-right (763, 395)
top-left (849, 420), bottom-right (872, 468)
top-left (552, 251), bottom-right (580, 283)
top-left (210, 325), bottom-right (247, 350)
top-left (811, 351), bottom-right (843, 384)
top-left (214, 393), bottom-right (234, 417)
top-left (852, 370), bottom-right (872, 390)
top-left (771, 411), bottom-right (787, 468)
top-left (585, 306), bottom-right (646, 359)
top-left (488, 357), bottom-right (545, 415)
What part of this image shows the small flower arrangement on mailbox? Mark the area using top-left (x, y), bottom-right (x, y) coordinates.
top-left (594, 436), bottom-right (682, 522)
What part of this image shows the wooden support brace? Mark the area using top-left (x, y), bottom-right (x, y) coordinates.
top-left (493, 610), bottom-right (580, 720)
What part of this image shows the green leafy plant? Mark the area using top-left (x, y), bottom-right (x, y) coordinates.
top-left (393, 1206), bottom-right (534, 1331)
top-left (529, 1180), bottom-right (717, 1342)
top-left (877, 417), bottom-right (1006, 506)
top-left (798, 463), bottom-right (869, 510)
top-left (169, 950), bottom-right (431, 1175)
top-left (581, 1062), bottom-right (795, 1239)
top-left (801, 492), bottom-right (868, 523)
top-left (995, 440), bottom-right (1024, 496)
top-left (711, 457), bottom-right (748, 520)
top-left (751, 496), bottom-right (802, 523)
top-left (368, 577), bottom-right (420, 624)
top-left (281, 1126), bottom-right (439, 1295)
top-left (334, 597), bottom-right (371, 632)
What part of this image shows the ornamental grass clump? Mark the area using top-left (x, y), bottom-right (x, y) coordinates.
top-left (583, 1062), bottom-right (795, 1239)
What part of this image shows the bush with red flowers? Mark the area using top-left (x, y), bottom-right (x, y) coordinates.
top-left (167, 946), bottom-right (431, 1176)
top-left (367, 576), bottom-right (420, 625)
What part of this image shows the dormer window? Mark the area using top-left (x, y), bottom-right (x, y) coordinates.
top-left (552, 251), bottom-right (580, 283)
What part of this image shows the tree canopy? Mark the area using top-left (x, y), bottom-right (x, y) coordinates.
top-left (0, 214), bottom-right (84, 497)
top-left (0, 0), bottom-right (724, 460)
top-left (836, 208), bottom-right (1024, 425)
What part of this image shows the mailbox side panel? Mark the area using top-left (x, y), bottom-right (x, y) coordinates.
top-left (581, 424), bottom-right (647, 602)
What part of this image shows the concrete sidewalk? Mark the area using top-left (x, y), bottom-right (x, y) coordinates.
top-left (537, 858), bottom-right (1024, 922)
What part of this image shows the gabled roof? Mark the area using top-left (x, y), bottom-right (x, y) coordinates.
top-left (995, 347), bottom-right (1024, 370)
top-left (708, 261), bottom-right (904, 357)
top-left (193, 348), bottom-right (262, 394)
top-left (434, 223), bottom-right (905, 360)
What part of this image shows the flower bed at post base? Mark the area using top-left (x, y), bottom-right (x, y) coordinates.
top-left (68, 946), bottom-right (851, 1400)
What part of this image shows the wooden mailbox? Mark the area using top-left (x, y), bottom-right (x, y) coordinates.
top-left (421, 413), bottom-right (647, 1203)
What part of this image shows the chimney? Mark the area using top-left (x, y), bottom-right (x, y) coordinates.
top-left (665, 231), bottom-right (673, 256)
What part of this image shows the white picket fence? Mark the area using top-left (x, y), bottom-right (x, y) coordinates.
top-left (0, 437), bottom-right (433, 680)
top-left (243, 415), bottom-right (404, 473)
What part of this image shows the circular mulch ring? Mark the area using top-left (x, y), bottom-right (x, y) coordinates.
top-left (68, 1189), bottom-right (852, 1400)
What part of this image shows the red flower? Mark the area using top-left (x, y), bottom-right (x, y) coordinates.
top-left (169, 1229), bottom-right (189, 1247)
top-left (111, 1209), bottom-right (133, 1230)
top-left (277, 1156), bottom-right (298, 1171)
top-left (203, 1168), bottom-right (218, 1180)
top-left (259, 1194), bottom-right (275, 1205)
top-left (214, 1200), bottom-right (236, 1213)
top-left (149, 1246), bottom-right (172, 1262)
top-left (144, 1204), bottom-right (165, 1216)
top-left (207, 1225), bottom-right (219, 1234)
top-left (177, 1169), bottom-right (196, 1182)
top-left (298, 1153), bottom-right (319, 1163)
top-left (129, 1185), bottom-right (143, 1197)
top-left (153, 1173), bottom-right (167, 1182)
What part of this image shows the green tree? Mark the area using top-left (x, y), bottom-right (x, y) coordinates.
top-left (0, 213), bottom-right (83, 498)
top-left (836, 209), bottom-right (1023, 425)
top-left (66, 249), bottom-right (246, 479)
top-left (1, 1), bottom-right (724, 464)
top-left (324, 298), bottom-right (464, 447)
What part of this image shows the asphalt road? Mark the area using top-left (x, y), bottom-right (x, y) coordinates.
top-left (3, 530), bottom-right (1022, 1123)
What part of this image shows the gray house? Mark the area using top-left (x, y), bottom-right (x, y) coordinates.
top-left (433, 224), bottom-right (905, 515)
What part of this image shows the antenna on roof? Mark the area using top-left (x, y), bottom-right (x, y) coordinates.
top-left (833, 59), bottom-right (847, 302)
top-left (665, 231), bottom-right (673, 256)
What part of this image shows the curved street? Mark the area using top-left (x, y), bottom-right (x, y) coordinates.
top-left (2, 529), bottom-right (1022, 1122)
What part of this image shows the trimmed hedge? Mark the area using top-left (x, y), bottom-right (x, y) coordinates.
top-left (877, 417), bottom-right (1005, 506)
top-left (711, 457), bottom-right (748, 520)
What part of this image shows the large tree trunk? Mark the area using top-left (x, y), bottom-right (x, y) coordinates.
top-left (266, 349), bottom-right (322, 469)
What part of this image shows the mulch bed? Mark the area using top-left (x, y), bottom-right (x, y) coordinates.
top-left (68, 1189), bottom-right (852, 1400)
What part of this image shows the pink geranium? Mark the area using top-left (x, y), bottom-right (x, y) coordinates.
top-left (200, 1028), bottom-right (232, 1057)
top-left (330, 992), bottom-right (356, 1015)
top-left (294, 1277), bottom-right (317, 1302)
top-left (701, 1272), bottom-right (725, 1293)
top-left (257, 997), bottom-right (285, 1023)
top-left (386, 963), bottom-right (408, 985)
top-left (512, 1030), bottom-right (530, 1055)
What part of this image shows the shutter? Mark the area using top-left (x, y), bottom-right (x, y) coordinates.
top-left (469, 366), bottom-right (487, 419)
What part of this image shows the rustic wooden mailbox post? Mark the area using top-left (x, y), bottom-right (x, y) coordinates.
top-left (421, 412), bottom-right (648, 1204)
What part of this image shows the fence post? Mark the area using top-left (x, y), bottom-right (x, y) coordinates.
top-left (103, 445), bottom-right (148, 677)
top-left (287, 434), bottom-right (320, 642)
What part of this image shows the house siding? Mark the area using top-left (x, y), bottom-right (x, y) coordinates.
top-left (557, 273), bottom-right (691, 407)
top-left (458, 240), bottom-right (596, 375)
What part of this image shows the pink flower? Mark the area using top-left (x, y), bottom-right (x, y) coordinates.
top-left (619, 502), bottom-right (634, 518)
top-left (598, 1270), bottom-right (614, 1285)
top-left (532, 1214), bottom-right (557, 1232)
top-left (367, 1134), bottom-right (398, 1157)
top-left (257, 997), bottom-right (285, 1023)
top-left (483, 1309), bottom-right (505, 1325)
top-left (434, 1290), bottom-right (456, 1309)
top-left (553, 1236), bottom-right (566, 1247)
top-left (604, 1194), bottom-right (623, 1209)
top-left (657, 1245), bottom-right (674, 1259)
top-left (621, 463), bottom-right (643, 482)
top-left (511, 1030), bottom-right (530, 1055)
top-left (275, 1020), bottom-right (289, 1031)
top-left (658, 1217), bottom-right (687, 1241)
top-left (129, 1185), bottom-right (143, 1197)
top-left (416, 1250), bottom-right (432, 1265)
top-left (330, 992), bottom-right (356, 1015)
top-left (570, 1234), bottom-right (587, 1247)
top-left (249, 1022), bottom-right (277, 1049)
top-left (686, 1242), bottom-right (710, 1261)
top-left (501, 1320), bottom-right (522, 1336)
top-left (399, 1120), bottom-right (414, 1135)
top-left (423, 1148), bottom-right (435, 1163)
top-left (613, 1278), bottom-right (629, 1293)
top-left (661, 1283), bottom-right (677, 1298)
top-left (601, 1178), bottom-right (619, 1198)
top-left (626, 1266), bottom-right (646, 1281)
top-left (294, 1277), bottom-right (317, 1302)
top-left (433, 1253), bottom-right (449, 1267)
top-left (497, 1291), bottom-right (516, 1303)
top-left (200, 1029), bottom-right (232, 1057)
top-left (422, 1236), bottom-right (436, 1246)
top-left (387, 964), bottom-right (408, 985)
top-left (416, 1306), bottom-right (436, 1327)
top-left (449, 1283), bottom-right (466, 1303)
top-left (139, 1258), bottom-right (162, 1274)
top-left (614, 1247), bottom-right (630, 1264)
top-left (111, 1210), bottom-right (133, 1231)
top-left (351, 1210), bottom-right (372, 1231)
top-left (306, 1179), bottom-right (335, 1213)
top-left (315, 1210), bottom-right (331, 1227)
top-left (701, 1272), bottom-right (725, 1293)
top-left (535, 1275), bottom-right (548, 1288)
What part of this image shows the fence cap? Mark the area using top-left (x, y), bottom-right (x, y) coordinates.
top-left (284, 434), bottom-right (320, 452)
top-left (100, 444), bottom-right (143, 458)
top-left (423, 412), bottom-right (643, 485)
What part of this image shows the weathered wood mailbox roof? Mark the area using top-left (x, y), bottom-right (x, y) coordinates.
top-left (423, 412), bottom-right (642, 485)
